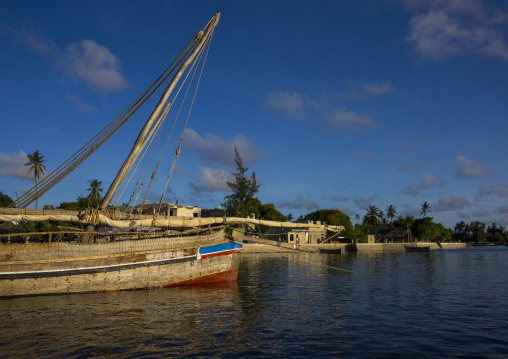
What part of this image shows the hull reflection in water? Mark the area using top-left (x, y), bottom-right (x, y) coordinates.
top-left (0, 281), bottom-right (242, 357)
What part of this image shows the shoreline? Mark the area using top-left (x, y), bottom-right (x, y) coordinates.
top-left (241, 242), bottom-right (466, 254)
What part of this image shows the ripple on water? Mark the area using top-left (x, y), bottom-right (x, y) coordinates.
top-left (1, 247), bottom-right (508, 358)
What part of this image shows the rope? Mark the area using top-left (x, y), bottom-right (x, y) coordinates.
top-left (81, 208), bottom-right (100, 226)
top-left (113, 102), bottom-right (171, 207)
top-left (149, 33), bottom-right (213, 232)
top-left (290, 257), bottom-right (358, 274)
top-left (11, 36), bottom-right (200, 209)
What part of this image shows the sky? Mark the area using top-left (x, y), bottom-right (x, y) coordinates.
top-left (1, 0), bottom-right (507, 229)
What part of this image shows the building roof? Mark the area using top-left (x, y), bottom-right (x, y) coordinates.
top-left (367, 223), bottom-right (412, 239)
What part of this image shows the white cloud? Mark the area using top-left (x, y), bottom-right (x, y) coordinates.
top-left (363, 82), bottom-right (394, 96)
top-left (402, 184), bottom-right (421, 196)
top-left (475, 183), bottom-right (508, 200)
top-left (183, 128), bottom-right (259, 166)
top-left (341, 82), bottom-right (394, 101)
top-left (277, 198), bottom-right (320, 210)
top-left (265, 91), bottom-right (378, 131)
top-left (63, 39), bottom-right (127, 94)
top-left (473, 210), bottom-right (489, 217)
top-left (433, 192), bottom-right (471, 212)
top-left (189, 166), bottom-right (232, 193)
top-left (406, 1), bottom-right (508, 61)
top-left (0, 151), bottom-right (31, 180)
top-left (265, 92), bottom-right (307, 119)
top-left (5, 25), bottom-right (128, 94)
top-left (330, 195), bottom-right (350, 202)
top-left (335, 206), bottom-right (355, 217)
top-left (421, 172), bottom-right (436, 188)
top-left (329, 109), bottom-right (376, 130)
top-left (452, 155), bottom-right (493, 179)
top-left (398, 162), bottom-right (427, 172)
top-left (496, 206), bottom-right (508, 214)
top-left (66, 94), bottom-right (97, 112)
top-left (354, 196), bottom-right (378, 210)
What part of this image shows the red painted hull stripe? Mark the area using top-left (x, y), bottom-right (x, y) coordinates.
top-left (200, 249), bottom-right (242, 259)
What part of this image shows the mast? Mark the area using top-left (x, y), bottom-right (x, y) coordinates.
top-left (100, 12), bottom-right (220, 210)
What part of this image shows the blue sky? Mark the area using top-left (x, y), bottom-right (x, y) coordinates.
top-left (1, 0), bottom-right (507, 229)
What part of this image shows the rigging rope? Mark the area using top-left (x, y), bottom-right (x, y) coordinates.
top-left (11, 35), bottom-right (200, 209)
top-left (149, 29), bottom-right (215, 231)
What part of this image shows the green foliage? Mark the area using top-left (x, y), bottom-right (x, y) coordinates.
top-left (420, 201), bottom-right (431, 217)
top-left (87, 179), bottom-right (103, 208)
top-left (469, 221), bottom-right (486, 242)
top-left (0, 191), bottom-right (14, 207)
top-left (350, 224), bottom-right (368, 242)
top-left (393, 215), bottom-right (415, 230)
top-left (304, 209), bottom-right (356, 239)
top-left (24, 150), bottom-right (47, 209)
top-left (259, 203), bottom-right (287, 222)
top-left (59, 196), bottom-right (89, 211)
top-left (393, 215), bottom-right (452, 240)
top-left (363, 205), bottom-right (381, 229)
top-left (11, 220), bottom-right (38, 234)
top-left (222, 147), bottom-right (260, 218)
top-left (486, 223), bottom-right (505, 242)
top-left (453, 220), bottom-right (494, 242)
top-left (386, 205), bottom-right (397, 223)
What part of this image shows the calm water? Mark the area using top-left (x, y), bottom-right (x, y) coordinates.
top-left (1, 246), bottom-right (507, 358)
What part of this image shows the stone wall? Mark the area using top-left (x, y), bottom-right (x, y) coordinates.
top-left (241, 242), bottom-right (466, 254)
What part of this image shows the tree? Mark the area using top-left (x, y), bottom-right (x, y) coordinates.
top-left (287, 213), bottom-right (293, 222)
top-left (259, 203), bottom-right (286, 222)
top-left (24, 150), bottom-right (46, 209)
top-left (0, 191), bottom-right (14, 207)
top-left (222, 147), bottom-right (260, 218)
top-left (469, 221), bottom-right (486, 242)
top-left (453, 221), bottom-right (468, 242)
top-left (486, 222), bottom-right (504, 242)
top-left (304, 209), bottom-right (353, 231)
top-left (59, 196), bottom-right (89, 211)
top-left (420, 201), bottom-right (431, 218)
top-left (87, 179), bottom-right (103, 208)
top-left (386, 205), bottom-right (397, 224)
top-left (363, 205), bottom-right (380, 230)
top-left (355, 214), bottom-right (360, 224)
top-left (304, 209), bottom-right (356, 239)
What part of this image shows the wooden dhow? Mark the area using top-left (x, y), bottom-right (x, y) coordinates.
top-left (0, 13), bottom-right (343, 297)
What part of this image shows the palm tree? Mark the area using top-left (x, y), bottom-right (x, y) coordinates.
top-left (287, 213), bottom-right (293, 222)
top-left (386, 205), bottom-right (397, 224)
top-left (24, 150), bottom-right (46, 209)
top-left (420, 201), bottom-right (431, 218)
top-left (87, 179), bottom-right (103, 208)
top-left (364, 205), bottom-right (380, 230)
top-left (355, 214), bottom-right (360, 225)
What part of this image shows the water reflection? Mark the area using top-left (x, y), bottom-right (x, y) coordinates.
top-left (1, 247), bottom-right (507, 358)
top-left (0, 282), bottom-right (243, 357)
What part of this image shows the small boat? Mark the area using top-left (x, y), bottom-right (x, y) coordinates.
top-left (404, 245), bottom-right (430, 253)
top-left (319, 248), bottom-right (342, 254)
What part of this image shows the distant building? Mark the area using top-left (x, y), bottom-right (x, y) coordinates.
top-left (119, 202), bottom-right (200, 218)
top-left (366, 223), bottom-right (412, 243)
top-left (267, 221), bottom-right (327, 244)
top-left (201, 208), bottom-right (226, 218)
